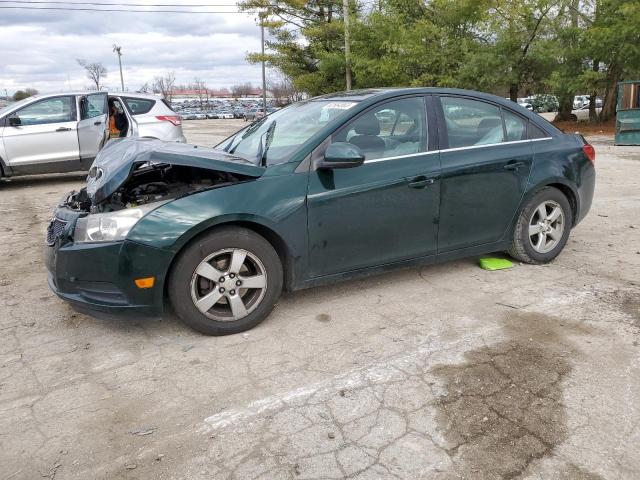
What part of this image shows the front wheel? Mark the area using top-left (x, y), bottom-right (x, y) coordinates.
top-left (508, 187), bottom-right (573, 264)
top-left (168, 227), bottom-right (283, 335)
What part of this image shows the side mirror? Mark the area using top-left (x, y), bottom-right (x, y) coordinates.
top-left (318, 142), bottom-right (365, 170)
top-left (8, 115), bottom-right (21, 127)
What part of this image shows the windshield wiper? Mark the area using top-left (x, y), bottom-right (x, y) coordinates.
top-left (227, 116), bottom-right (269, 154)
top-left (256, 120), bottom-right (277, 167)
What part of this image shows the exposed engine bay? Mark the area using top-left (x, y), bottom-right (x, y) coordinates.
top-left (62, 162), bottom-right (251, 213)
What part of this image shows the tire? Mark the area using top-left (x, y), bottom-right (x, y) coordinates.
top-left (508, 187), bottom-right (573, 265)
top-left (168, 226), bottom-right (283, 335)
top-left (569, 113), bottom-right (578, 122)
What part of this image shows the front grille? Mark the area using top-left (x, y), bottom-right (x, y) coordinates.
top-left (46, 218), bottom-right (67, 245)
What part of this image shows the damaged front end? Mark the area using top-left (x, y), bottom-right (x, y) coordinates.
top-left (50, 138), bottom-right (265, 245)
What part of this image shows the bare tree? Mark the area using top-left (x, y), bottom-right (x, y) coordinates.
top-left (191, 78), bottom-right (210, 110)
top-left (231, 82), bottom-right (254, 98)
top-left (268, 74), bottom-right (302, 106)
top-left (152, 72), bottom-right (176, 102)
top-left (77, 59), bottom-right (107, 90)
top-left (137, 82), bottom-right (151, 93)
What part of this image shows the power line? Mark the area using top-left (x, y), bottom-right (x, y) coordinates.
top-left (0, 0), bottom-right (262, 6)
top-left (0, 5), bottom-right (254, 12)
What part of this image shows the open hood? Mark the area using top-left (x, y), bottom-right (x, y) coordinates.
top-left (86, 138), bottom-right (265, 204)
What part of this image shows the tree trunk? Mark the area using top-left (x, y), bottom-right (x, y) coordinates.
top-left (509, 83), bottom-right (518, 102)
top-left (556, 95), bottom-right (574, 122)
top-left (601, 65), bottom-right (620, 122)
top-left (589, 60), bottom-right (600, 123)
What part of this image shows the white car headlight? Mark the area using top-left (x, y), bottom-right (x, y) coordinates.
top-left (74, 202), bottom-right (163, 243)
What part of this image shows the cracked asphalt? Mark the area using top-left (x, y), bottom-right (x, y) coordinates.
top-left (1, 121), bottom-right (639, 480)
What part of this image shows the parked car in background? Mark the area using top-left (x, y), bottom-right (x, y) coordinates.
top-left (571, 104), bottom-right (602, 121)
top-left (0, 91), bottom-right (184, 179)
top-left (244, 108), bottom-right (266, 122)
top-left (46, 88), bottom-right (595, 335)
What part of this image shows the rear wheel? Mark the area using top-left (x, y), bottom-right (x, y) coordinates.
top-left (508, 187), bottom-right (573, 264)
top-left (169, 227), bottom-right (283, 335)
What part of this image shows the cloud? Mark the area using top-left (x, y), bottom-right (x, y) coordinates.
top-left (0, 2), bottom-right (266, 95)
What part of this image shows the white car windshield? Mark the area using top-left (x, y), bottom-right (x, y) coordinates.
top-left (218, 100), bottom-right (358, 165)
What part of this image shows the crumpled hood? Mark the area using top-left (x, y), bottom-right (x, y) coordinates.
top-left (86, 138), bottom-right (265, 203)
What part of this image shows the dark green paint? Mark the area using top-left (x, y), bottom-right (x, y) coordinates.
top-left (46, 88), bottom-right (595, 316)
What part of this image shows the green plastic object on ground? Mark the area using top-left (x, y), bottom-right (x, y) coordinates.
top-left (479, 257), bottom-right (514, 271)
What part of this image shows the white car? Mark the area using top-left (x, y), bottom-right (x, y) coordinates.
top-left (571, 104), bottom-right (602, 121)
top-left (219, 112), bottom-right (234, 119)
top-left (0, 91), bottom-right (185, 179)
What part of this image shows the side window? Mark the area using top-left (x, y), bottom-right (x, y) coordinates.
top-left (528, 122), bottom-right (547, 139)
top-left (80, 94), bottom-right (107, 120)
top-left (333, 97), bottom-right (427, 161)
top-left (503, 110), bottom-right (527, 141)
top-left (14, 97), bottom-right (75, 126)
top-left (441, 97), bottom-right (504, 148)
top-left (123, 97), bottom-right (155, 115)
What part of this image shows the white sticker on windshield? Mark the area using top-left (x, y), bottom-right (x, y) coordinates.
top-left (324, 102), bottom-right (357, 110)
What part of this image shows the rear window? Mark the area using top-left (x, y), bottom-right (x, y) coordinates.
top-left (528, 122), bottom-right (547, 139)
top-left (122, 97), bottom-right (155, 115)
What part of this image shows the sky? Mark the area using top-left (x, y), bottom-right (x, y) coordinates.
top-left (0, 1), bottom-right (266, 95)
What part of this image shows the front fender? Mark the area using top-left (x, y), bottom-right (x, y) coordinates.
top-left (126, 171), bottom-right (309, 281)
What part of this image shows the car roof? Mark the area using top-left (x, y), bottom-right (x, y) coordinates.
top-left (314, 87), bottom-right (562, 136)
top-left (27, 91), bottom-right (164, 100)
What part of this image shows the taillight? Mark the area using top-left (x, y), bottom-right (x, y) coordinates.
top-left (582, 144), bottom-right (595, 164)
top-left (156, 115), bottom-right (182, 126)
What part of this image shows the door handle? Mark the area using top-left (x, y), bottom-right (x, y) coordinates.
top-left (504, 161), bottom-right (525, 171)
top-left (56, 127), bottom-right (72, 132)
top-left (94, 121), bottom-right (102, 126)
top-left (408, 176), bottom-right (435, 189)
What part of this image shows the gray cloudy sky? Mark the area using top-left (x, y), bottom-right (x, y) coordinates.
top-left (0, 1), bottom-right (264, 95)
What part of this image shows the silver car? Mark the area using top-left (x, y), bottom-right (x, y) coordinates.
top-left (0, 91), bottom-right (185, 179)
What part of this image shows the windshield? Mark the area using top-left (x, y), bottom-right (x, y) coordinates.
top-left (217, 100), bottom-right (359, 165)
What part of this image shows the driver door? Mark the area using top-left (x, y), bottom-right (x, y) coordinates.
top-left (78, 93), bottom-right (108, 164)
top-left (306, 96), bottom-right (440, 278)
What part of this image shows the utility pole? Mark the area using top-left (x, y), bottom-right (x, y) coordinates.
top-left (260, 13), bottom-right (268, 114)
top-left (113, 44), bottom-right (125, 92)
top-left (343, 0), bottom-right (352, 90)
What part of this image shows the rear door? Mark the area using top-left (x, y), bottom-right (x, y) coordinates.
top-left (436, 95), bottom-right (533, 252)
top-left (2, 95), bottom-right (79, 168)
top-left (77, 92), bottom-right (108, 163)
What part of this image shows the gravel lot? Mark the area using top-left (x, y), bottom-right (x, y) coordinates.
top-left (1, 120), bottom-right (639, 480)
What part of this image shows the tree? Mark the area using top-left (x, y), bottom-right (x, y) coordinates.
top-left (191, 78), bottom-right (210, 109)
top-left (138, 82), bottom-right (151, 93)
top-left (13, 88), bottom-right (38, 101)
top-left (231, 82), bottom-right (255, 98)
top-left (268, 73), bottom-right (303, 105)
top-left (77, 59), bottom-right (107, 90)
top-left (152, 72), bottom-right (176, 102)
top-left (582, 0), bottom-right (640, 121)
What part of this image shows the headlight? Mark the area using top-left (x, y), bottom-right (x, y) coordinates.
top-left (74, 202), bottom-right (163, 243)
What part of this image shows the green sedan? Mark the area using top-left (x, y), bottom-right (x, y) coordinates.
top-left (46, 88), bottom-right (596, 335)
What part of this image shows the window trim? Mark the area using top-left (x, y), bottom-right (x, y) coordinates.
top-left (14, 94), bottom-right (78, 126)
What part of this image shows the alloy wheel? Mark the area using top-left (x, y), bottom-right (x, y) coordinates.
top-left (190, 248), bottom-right (267, 321)
top-left (528, 200), bottom-right (565, 254)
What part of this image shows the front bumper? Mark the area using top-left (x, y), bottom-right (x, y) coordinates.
top-left (45, 207), bottom-right (174, 317)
